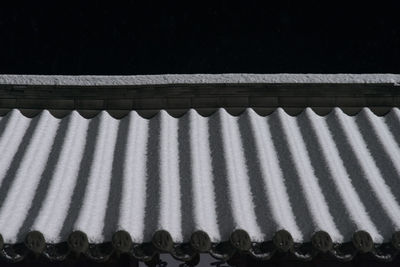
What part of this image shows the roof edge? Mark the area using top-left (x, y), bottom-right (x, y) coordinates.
top-left (1, 74), bottom-right (400, 86)
top-left (1, 230), bottom-right (399, 262)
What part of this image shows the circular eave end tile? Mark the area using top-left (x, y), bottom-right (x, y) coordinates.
top-left (311, 231), bottom-right (333, 253)
top-left (190, 231), bottom-right (211, 252)
top-left (68, 231), bottom-right (89, 254)
top-left (152, 230), bottom-right (173, 252)
top-left (25, 231), bottom-right (46, 254)
top-left (273, 230), bottom-right (293, 252)
top-left (352, 231), bottom-right (373, 253)
top-left (230, 229), bottom-right (251, 252)
top-left (391, 231), bottom-right (400, 251)
top-left (112, 230), bottom-right (133, 253)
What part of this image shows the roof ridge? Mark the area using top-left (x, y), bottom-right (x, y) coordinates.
top-left (1, 74), bottom-right (400, 86)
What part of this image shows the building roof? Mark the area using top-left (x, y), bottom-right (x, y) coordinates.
top-left (1, 73), bottom-right (400, 86)
top-left (1, 74), bottom-right (400, 117)
top-left (0, 107), bottom-right (400, 262)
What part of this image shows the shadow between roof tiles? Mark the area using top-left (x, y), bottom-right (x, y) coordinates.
top-left (357, 111), bottom-right (400, 201)
top-left (386, 111), bottom-right (400, 150)
top-left (325, 113), bottom-right (394, 241)
top-left (0, 116), bottom-right (40, 214)
top-left (142, 115), bottom-right (161, 242)
top-left (208, 113), bottom-right (235, 241)
top-left (178, 114), bottom-right (195, 242)
top-left (102, 117), bottom-right (126, 241)
top-left (0, 112), bottom-right (12, 139)
top-left (268, 113), bottom-right (313, 240)
top-left (299, 113), bottom-right (357, 239)
top-left (16, 115), bottom-right (71, 242)
top-left (59, 117), bottom-right (101, 241)
top-left (237, 113), bottom-right (277, 239)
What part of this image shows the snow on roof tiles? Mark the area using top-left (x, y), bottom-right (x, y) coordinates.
top-left (0, 108), bottom-right (400, 259)
top-left (1, 74), bottom-right (400, 86)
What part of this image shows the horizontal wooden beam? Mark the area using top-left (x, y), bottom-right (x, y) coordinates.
top-left (0, 83), bottom-right (399, 111)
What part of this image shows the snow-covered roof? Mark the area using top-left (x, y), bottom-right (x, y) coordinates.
top-left (0, 107), bottom-right (400, 261)
top-left (1, 74), bottom-right (400, 86)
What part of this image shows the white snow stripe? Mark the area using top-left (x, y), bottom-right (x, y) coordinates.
top-left (32, 112), bottom-right (89, 242)
top-left (277, 109), bottom-right (343, 242)
top-left (118, 112), bottom-right (149, 243)
top-left (393, 108), bottom-right (400, 121)
top-left (189, 110), bottom-right (220, 242)
top-left (336, 108), bottom-right (400, 229)
top-left (159, 111), bottom-right (182, 242)
top-left (363, 108), bottom-right (400, 178)
top-left (247, 110), bottom-right (303, 242)
top-left (1, 74), bottom-right (400, 86)
top-left (74, 112), bottom-right (120, 243)
top-left (0, 110), bottom-right (30, 186)
top-left (1, 107), bottom-right (400, 244)
top-left (305, 109), bottom-right (382, 242)
top-left (0, 111), bottom-right (59, 243)
top-left (219, 110), bottom-right (263, 241)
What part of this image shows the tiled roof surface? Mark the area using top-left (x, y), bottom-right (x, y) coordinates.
top-left (0, 108), bottom-right (400, 261)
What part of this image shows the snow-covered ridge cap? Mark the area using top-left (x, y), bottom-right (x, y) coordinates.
top-left (1, 74), bottom-right (400, 86)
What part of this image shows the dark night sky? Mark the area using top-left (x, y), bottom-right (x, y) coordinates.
top-left (0, 1), bottom-right (399, 74)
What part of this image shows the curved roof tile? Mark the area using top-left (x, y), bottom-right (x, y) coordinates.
top-left (1, 108), bottom-right (400, 261)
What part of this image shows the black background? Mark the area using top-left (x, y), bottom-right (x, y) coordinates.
top-left (0, 1), bottom-right (399, 74)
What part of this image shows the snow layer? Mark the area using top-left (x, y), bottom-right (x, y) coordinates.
top-left (0, 74), bottom-right (400, 86)
top-left (0, 108), bottom-right (399, 244)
